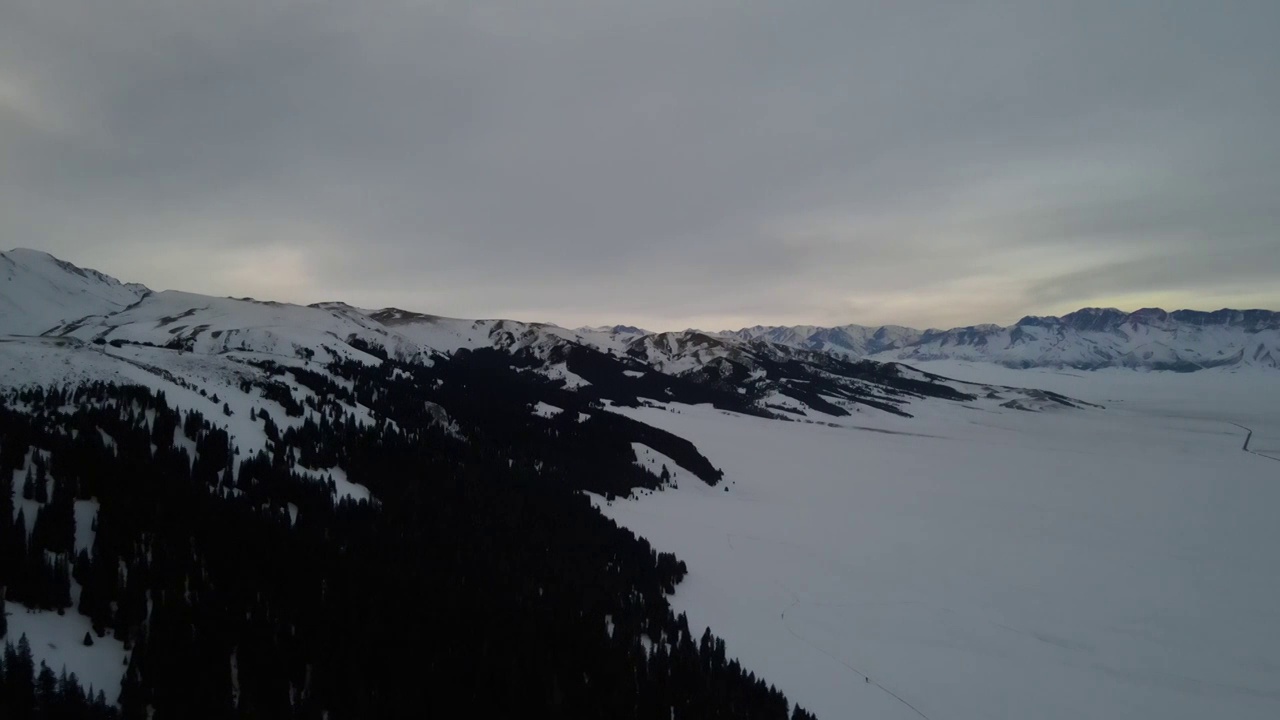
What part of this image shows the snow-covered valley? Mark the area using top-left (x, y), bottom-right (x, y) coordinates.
top-left (596, 364), bottom-right (1280, 720)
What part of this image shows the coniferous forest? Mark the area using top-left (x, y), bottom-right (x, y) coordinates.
top-left (0, 349), bottom-right (820, 719)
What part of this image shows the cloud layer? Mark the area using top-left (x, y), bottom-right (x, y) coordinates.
top-left (3, 1), bottom-right (1277, 330)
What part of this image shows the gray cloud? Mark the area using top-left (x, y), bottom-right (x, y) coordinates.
top-left (3, 0), bottom-right (1277, 330)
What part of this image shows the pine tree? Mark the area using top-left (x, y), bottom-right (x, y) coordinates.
top-left (0, 471), bottom-right (13, 534)
top-left (791, 704), bottom-right (817, 720)
top-left (1, 642), bottom-right (15, 715)
top-left (52, 557), bottom-right (73, 610)
top-left (59, 668), bottom-right (88, 710)
top-left (10, 511), bottom-right (28, 594)
top-left (6, 635), bottom-right (35, 717)
top-left (73, 549), bottom-right (92, 585)
top-left (35, 661), bottom-right (57, 712)
top-left (118, 648), bottom-right (145, 719)
top-left (0, 643), bottom-right (7, 708)
top-left (33, 465), bottom-right (48, 505)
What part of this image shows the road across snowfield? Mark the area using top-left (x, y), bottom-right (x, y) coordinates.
top-left (595, 365), bottom-right (1280, 720)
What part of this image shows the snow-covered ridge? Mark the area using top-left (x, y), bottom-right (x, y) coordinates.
top-left (5, 247), bottom-right (1273, 373)
top-left (1, 249), bottom-right (150, 336)
top-left (3, 248), bottom-right (1093, 433)
top-left (718, 307), bottom-right (1280, 371)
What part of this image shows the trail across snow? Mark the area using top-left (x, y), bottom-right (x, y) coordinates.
top-left (1231, 423), bottom-right (1280, 463)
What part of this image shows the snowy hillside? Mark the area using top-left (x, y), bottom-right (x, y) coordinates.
top-left (722, 307), bottom-right (1280, 371)
top-left (0, 249), bottom-right (150, 336)
top-left (49, 291), bottom-right (438, 371)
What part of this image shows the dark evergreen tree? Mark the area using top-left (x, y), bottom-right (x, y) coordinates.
top-left (3, 635), bottom-right (35, 719)
top-left (35, 661), bottom-right (57, 713)
top-left (33, 464), bottom-right (48, 504)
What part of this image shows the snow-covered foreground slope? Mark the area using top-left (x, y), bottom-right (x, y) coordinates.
top-left (594, 366), bottom-right (1280, 720)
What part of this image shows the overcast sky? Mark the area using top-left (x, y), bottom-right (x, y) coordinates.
top-left (2, 1), bottom-right (1277, 331)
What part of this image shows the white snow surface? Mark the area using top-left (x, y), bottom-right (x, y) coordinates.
top-left (630, 443), bottom-right (690, 487)
top-left (297, 466), bottom-right (371, 504)
top-left (3, 600), bottom-right (128, 704)
top-left (539, 362), bottom-right (591, 389)
top-left (595, 364), bottom-right (1280, 720)
top-left (532, 401), bottom-right (564, 419)
top-left (73, 500), bottom-right (99, 555)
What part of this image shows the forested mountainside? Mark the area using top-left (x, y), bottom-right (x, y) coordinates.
top-left (0, 355), bottom-right (822, 719)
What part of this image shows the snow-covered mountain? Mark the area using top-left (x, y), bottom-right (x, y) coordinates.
top-left (720, 307), bottom-right (1280, 371)
top-left (5, 248), bottom-right (1063, 423)
top-left (724, 323), bottom-right (923, 359)
top-left (5, 247), bottom-right (1274, 385)
top-left (0, 249), bottom-right (150, 336)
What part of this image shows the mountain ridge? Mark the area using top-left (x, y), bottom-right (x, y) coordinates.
top-left (0, 247), bottom-right (1082, 425)
top-left (719, 306), bottom-right (1280, 371)
top-left (4, 247), bottom-right (1275, 371)
top-left (1, 248), bottom-right (151, 336)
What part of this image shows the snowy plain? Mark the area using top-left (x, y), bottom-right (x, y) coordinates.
top-left (595, 363), bottom-right (1280, 720)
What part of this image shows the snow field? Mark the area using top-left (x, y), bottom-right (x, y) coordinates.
top-left (595, 368), bottom-right (1280, 720)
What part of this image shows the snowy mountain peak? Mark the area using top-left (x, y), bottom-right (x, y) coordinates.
top-left (576, 324), bottom-right (650, 336)
top-left (1, 248), bottom-right (151, 336)
top-left (368, 307), bottom-right (445, 324)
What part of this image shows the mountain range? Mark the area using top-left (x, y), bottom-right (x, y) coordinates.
top-left (722, 307), bottom-right (1279, 371)
top-left (3, 247), bottom-right (1046, 422)
top-left (4, 248), bottom-right (1275, 374)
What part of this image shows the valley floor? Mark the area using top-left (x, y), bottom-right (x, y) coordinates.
top-left (594, 364), bottom-right (1280, 720)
